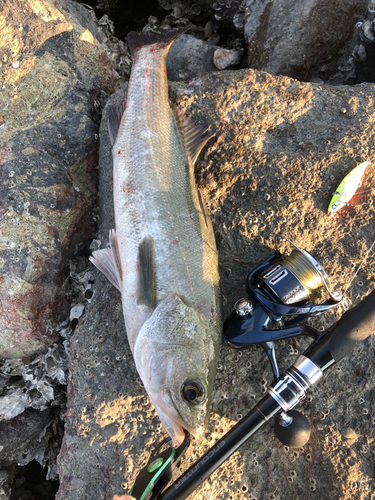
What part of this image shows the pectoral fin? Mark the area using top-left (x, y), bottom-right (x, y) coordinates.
top-left (137, 236), bottom-right (157, 309)
top-left (172, 106), bottom-right (214, 165)
top-left (89, 230), bottom-right (123, 291)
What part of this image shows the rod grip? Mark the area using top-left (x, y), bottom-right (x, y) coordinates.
top-left (330, 290), bottom-right (375, 363)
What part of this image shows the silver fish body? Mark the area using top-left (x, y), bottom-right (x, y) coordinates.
top-left (90, 27), bottom-right (222, 445)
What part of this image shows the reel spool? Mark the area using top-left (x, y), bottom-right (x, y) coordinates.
top-left (256, 242), bottom-right (335, 305)
top-left (224, 235), bottom-right (343, 447)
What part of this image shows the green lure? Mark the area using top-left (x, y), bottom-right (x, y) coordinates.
top-left (327, 160), bottom-right (371, 215)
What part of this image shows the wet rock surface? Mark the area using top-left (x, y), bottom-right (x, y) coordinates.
top-left (57, 69), bottom-right (375, 500)
top-left (0, 0), bottom-right (114, 359)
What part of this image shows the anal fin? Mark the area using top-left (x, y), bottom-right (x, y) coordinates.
top-left (137, 236), bottom-right (157, 309)
top-left (89, 230), bottom-right (123, 292)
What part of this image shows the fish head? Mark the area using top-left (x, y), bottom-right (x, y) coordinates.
top-left (134, 292), bottom-right (219, 445)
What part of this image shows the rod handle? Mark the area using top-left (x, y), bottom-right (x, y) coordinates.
top-left (330, 290), bottom-right (375, 363)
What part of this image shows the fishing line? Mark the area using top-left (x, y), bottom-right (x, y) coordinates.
top-left (282, 250), bottom-right (325, 294)
top-left (272, 234), bottom-right (335, 302)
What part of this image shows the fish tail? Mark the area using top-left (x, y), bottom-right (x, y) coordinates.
top-left (127, 24), bottom-right (192, 58)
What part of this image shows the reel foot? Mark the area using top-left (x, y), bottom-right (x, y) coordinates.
top-left (274, 410), bottom-right (311, 448)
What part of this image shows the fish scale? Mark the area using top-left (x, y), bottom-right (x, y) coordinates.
top-left (115, 103), bottom-right (212, 331)
top-left (90, 26), bottom-right (222, 445)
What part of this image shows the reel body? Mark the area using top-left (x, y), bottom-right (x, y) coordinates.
top-left (224, 236), bottom-right (342, 378)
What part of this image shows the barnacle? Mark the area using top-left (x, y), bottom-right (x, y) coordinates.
top-left (0, 343), bottom-right (68, 421)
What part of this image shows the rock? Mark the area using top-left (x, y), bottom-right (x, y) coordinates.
top-left (57, 69), bottom-right (375, 500)
top-left (0, 0), bottom-right (114, 358)
top-left (0, 467), bottom-right (16, 500)
top-left (352, 44), bottom-right (367, 61)
top-left (360, 19), bottom-right (375, 42)
top-left (166, 34), bottom-right (219, 80)
top-left (191, 0), bottom-right (244, 26)
top-left (243, 0), bottom-right (368, 80)
top-left (0, 408), bottom-right (53, 467)
top-left (213, 47), bottom-right (243, 69)
top-left (0, 343), bottom-right (68, 422)
top-left (0, 407), bottom-right (62, 498)
top-left (369, 0), bottom-right (375, 19)
top-left (60, 1), bottom-right (131, 79)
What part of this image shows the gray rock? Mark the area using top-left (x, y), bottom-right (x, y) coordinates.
top-left (167, 34), bottom-right (219, 80)
top-left (0, 467), bottom-right (16, 500)
top-left (243, 0), bottom-right (368, 80)
top-left (360, 19), bottom-right (375, 42)
top-left (352, 44), bottom-right (367, 61)
top-left (57, 69), bottom-right (375, 500)
top-left (0, 0), bottom-right (115, 358)
top-left (0, 409), bottom-right (53, 467)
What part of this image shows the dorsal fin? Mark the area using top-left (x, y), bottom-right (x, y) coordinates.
top-left (137, 236), bottom-right (157, 309)
top-left (89, 230), bottom-right (123, 291)
top-left (107, 102), bottom-right (126, 146)
top-left (172, 106), bottom-right (215, 165)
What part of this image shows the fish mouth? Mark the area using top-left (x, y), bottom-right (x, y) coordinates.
top-left (155, 390), bottom-right (202, 446)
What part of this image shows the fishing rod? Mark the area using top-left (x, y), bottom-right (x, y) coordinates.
top-left (127, 238), bottom-right (375, 500)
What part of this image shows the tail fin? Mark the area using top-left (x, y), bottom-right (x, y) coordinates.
top-left (127, 24), bottom-right (192, 58)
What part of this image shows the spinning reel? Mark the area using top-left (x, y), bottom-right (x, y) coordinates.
top-left (224, 235), bottom-right (343, 447)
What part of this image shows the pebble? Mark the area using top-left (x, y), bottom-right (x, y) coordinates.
top-left (207, 34), bottom-right (220, 45)
top-left (213, 48), bottom-right (242, 70)
top-left (204, 20), bottom-right (214, 39)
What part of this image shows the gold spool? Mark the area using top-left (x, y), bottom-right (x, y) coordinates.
top-left (283, 249), bottom-right (325, 295)
top-left (274, 234), bottom-right (341, 303)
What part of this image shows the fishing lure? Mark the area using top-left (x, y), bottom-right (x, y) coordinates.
top-left (327, 160), bottom-right (371, 215)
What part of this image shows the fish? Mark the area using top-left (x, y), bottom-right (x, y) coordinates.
top-left (90, 26), bottom-right (222, 446)
top-left (327, 160), bottom-right (371, 215)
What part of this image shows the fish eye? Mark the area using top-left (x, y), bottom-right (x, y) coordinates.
top-left (332, 204), bottom-right (336, 210)
top-left (182, 380), bottom-right (206, 405)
